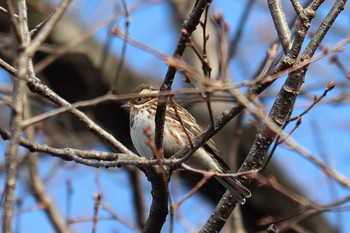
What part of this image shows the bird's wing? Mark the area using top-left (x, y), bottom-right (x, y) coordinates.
top-left (168, 100), bottom-right (231, 172)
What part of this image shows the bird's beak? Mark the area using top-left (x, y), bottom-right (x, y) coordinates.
top-left (121, 102), bottom-right (132, 110)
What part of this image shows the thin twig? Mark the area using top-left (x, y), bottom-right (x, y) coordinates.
top-left (154, 0), bottom-right (213, 151)
top-left (108, 0), bottom-right (130, 94)
top-left (26, 79), bottom-right (136, 155)
top-left (24, 96), bottom-right (71, 233)
top-left (4, 0), bottom-right (21, 42)
top-left (91, 193), bottom-right (102, 233)
top-left (26, 0), bottom-right (72, 57)
top-left (102, 201), bottom-right (142, 233)
top-left (0, 58), bottom-right (17, 74)
top-left (288, 81), bottom-right (335, 122)
top-left (34, 7), bottom-right (125, 73)
top-left (0, 6), bottom-right (18, 18)
top-left (171, 173), bottom-right (214, 212)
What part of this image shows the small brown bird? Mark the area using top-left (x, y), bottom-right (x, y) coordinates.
top-left (122, 84), bottom-right (251, 204)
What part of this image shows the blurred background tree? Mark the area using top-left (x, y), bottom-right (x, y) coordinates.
top-left (0, 0), bottom-right (349, 232)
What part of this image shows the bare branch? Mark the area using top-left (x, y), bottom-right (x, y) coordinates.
top-left (34, 7), bottom-right (126, 73)
top-left (26, 0), bottom-right (72, 57)
top-left (2, 1), bottom-right (30, 232)
top-left (199, 1), bottom-right (347, 231)
top-left (26, 78), bottom-right (136, 155)
top-left (155, 0), bottom-right (213, 150)
top-left (102, 201), bottom-right (142, 233)
top-left (268, 0), bottom-right (292, 53)
top-left (142, 168), bottom-right (170, 233)
top-left (92, 193), bottom-right (102, 233)
top-left (108, 0), bottom-right (130, 94)
top-left (27, 151), bottom-right (72, 233)
top-left (4, 0), bottom-right (21, 42)
top-left (303, 0), bottom-right (347, 58)
top-left (24, 96), bottom-right (71, 233)
top-left (0, 58), bottom-right (17, 75)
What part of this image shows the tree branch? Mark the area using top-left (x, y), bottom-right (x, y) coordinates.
top-left (268, 0), bottom-right (292, 53)
top-left (142, 169), bottom-right (170, 233)
top-left (24, 95), bottom-right (71, 233)
top-left (155, 0), bottom-right (212, 149)
top-left (199, 0), bottom-right (347, 232)
top-left (26, 0), bottom-right (72, 57)
top-left (2, 1), bottom-right (30, 232)
top-left (149, 2), bottom-right (213, 232)
top-left (26, 78), bottom-right (136, 155)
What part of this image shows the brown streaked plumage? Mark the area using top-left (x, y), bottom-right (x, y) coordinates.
top-left (122, 84), bottom-right (251, 204)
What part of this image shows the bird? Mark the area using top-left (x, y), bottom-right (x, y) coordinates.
top-left (122, 84), bottom-right (251, 204)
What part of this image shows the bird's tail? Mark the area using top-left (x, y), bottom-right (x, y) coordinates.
top-left (215, 176), bottom-right (251, 205)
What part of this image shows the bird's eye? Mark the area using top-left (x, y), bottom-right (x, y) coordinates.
top-left (137, 97), bottom-right (143, 102)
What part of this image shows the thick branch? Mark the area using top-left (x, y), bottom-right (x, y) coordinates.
top-left (155, 0), bottom-right (212, 149)
top-left (268, 0), bottom-right (292, 53)
top-left (303, 0), bottom-right (347, 58)
top-left (0, 128), bottom-right (192, 168)
top-left (151, 1), bottom-right (212, 232)
top-left (241, 0), bottom-right (347, 175)
top-left (199, 0), bottom-right (347, 232)
top-left (142, 169), bottom-right (169, 233)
